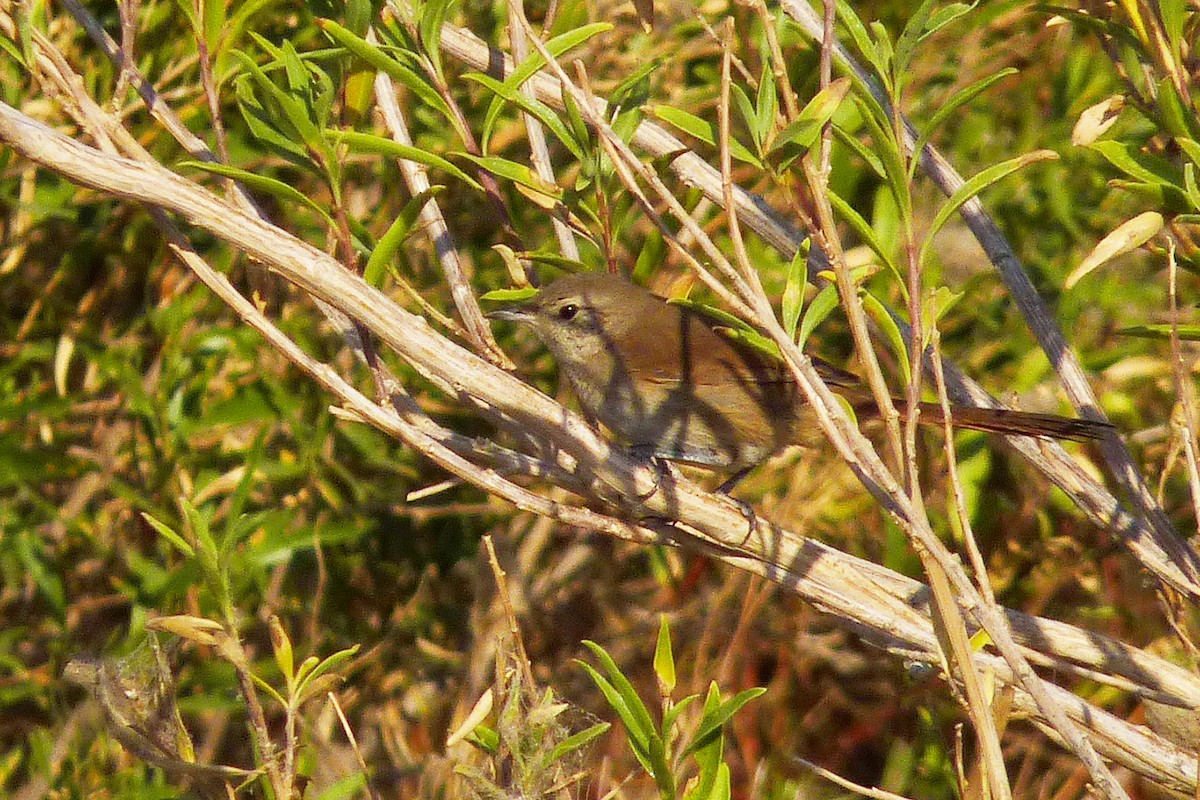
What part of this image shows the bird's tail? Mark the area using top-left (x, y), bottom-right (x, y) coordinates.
top-left (905, 401), bottom-right (1112, 441)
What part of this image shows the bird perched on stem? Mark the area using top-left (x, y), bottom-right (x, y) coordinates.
top-left (488, 273), bottom-right (1111, 484)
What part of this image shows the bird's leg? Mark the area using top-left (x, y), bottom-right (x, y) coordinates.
top-left (716, 466), bottom-right (755, 495)
top-left (627, 446), bottom-right (672, 501)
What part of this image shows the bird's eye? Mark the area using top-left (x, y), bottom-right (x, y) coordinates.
top-left (557, 303), bottom-right (579, 321)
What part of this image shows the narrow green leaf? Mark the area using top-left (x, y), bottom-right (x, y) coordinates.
top-left (317, 19), bottom-right (456, 126)
top-left (546, 722), bottom-right (610, 766)
top-left (363, 188), bottom-right (443, 287)
top-left (516, 251), bottom-right (590, 272)
top-left (755, 64), bottom-right (777, 147)
top-left (610, 55), bottom-right (662, 110)
top-left (919, 149), bottom-right (1058, 267)
top-left (862, 291), bottom-right (910, 383)
top-left (480, 287), bottom-right (538, 303)
top-left (464, 72), bottom-right (584, 160)
top-left (580, 642), bottom-right (658, 743)
top-left (923, 3), bottom-right (975, 40)
top-left (234, 74), bottom-right (309, 160)
top-left (1088, 139), bottom-right (1179, 186)
top-left (1185, 163), bottom-right (1200, 212)
top-left (456, 154), bottom-right (562, 197)
top-left (329, 130), bottom-right (482, 190)
top-left (683, 686), bottom-right (765, 756)
top-left (826, 189), bottom-right (901, 283)
top-left (831, 123), bottom-right (886, 178)
top-left (1118, 324), bottom-right (1200, 341)
top-left (911, 68), bottom-right (1017, 178)
top-left (575, 660), bottom-right (657, 774)
top-left (661, 693), bottom-right (699, 735)
top-left (1178, 139), bottom-right (1200, 169)
top-left (466, 724), bottom-right (499, 753)
top-left (231, 50), bottom-right (322, 150)
top-left (202, 0), bottom-right (224, 49)
top-left (685, 709), bottom-right (722, 800)
top-left (834, 0), bottom-right (878, 74)
top-left (893, 0), bottom-right (936, 76)
top-left (17, 533), bottom-right (67, 615)
top-left (797, 284), bottom-right (838, 350)
top-left (179, 161), bottom-right (333, 225)
top-left (296, 644), bottom-right (361, 686)
top-left (730, 83), bottom-right (760, 151)
top-left (418, 0), bottom-right (455, 80)
top-left (269, 616), bottom-right (294, 687)
top-left (142, 512), bottom-right (195, 557)
top-left (502, 23), bottom-right (613, 92)
top-left (649, 105), bottom-right (762, 167)
top-left (767, 77), bottom-right (851, 169)
top-left (781, 245), bottom-right (808, 339)
top-left (653, 616), bottom-right (675, 694)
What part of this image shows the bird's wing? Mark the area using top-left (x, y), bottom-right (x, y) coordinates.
top-left (619, 302), bottom-right (863, 390)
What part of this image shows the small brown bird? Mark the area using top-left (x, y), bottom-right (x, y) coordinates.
top-left (489, 273), bottom-right (1110, 479)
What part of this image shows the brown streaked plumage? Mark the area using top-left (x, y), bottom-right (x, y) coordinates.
top-left (489, 273), bottom-right (1111, 473)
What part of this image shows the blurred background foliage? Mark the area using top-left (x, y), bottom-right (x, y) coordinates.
top-left (2, 0), bottom-right (1199, 796)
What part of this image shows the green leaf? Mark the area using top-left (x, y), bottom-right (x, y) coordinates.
top-left (919, 149), bottom-right (1058, 267)
top-left (179, 161), bottom-right (334, 226)
top-left (893, 0), bottom-right (937, 77)
top-left (233, 48), bottom-right (323, 151)
top-left (466, 724), bottom-right (499, 753)
top-left (653, 615), bottom-right (675, 694)
top-left (863, 291), bottom-right (910, 383)
top-left (661, 693), bottom-right (699, 735)
top-left (781, 244), bottom-right (808, 339)
top-left (851, 91), bottom-right (909, 215)
top-left (418, 0), bottom-right (456, 81)
top-left (575, 660), bottom-right (658, 776)
top-left (1088, 139), bottom-right (1180, 186)
top-left (317, 19), bottom-right (457, 128)
top-left (545, 722), bottom-right (610, 766)
top-left (731, 83), bottom-right (759, 151)
top-left (1117, 324), bottom-right (1200, 341)
top-left (329, 130), bottom-right (482, 190)
top-left (17, 533), bottom-right (67, 616)
top-left (797, 283), bottom-right (838, 350)
top-left (580, 642), bottom-right (658, 744)
top-left (464, 72), bottom-right (584, 160)
top-left (480, 287), bottom-right (538, 303)
top-left (767, 77), bottom-right (851, 170)
top-left (649, 105), bottom-right (762, 167)
top-left (269, 616), bottom-right (294, 687)
top-left (1155, 76), bottom-right (1200, 140)
top-left (683, 686), bottom-right (765, 756)
top-left (202, 0), bottom-right (224, 49)
top-left (456, 154), bottom-right (562, 198)
top-left (516, 251), bottom-right (590, 272)
top-left (363, 188), bottom-right (443, 287)
top-left (827, 187), bottom-right (901, 283)
top-left (911, 68), bottom-right (1016, 179)
top-left (501, 23), bottom-right (613, 92)
top-left (296, 644), bottom-right (360, 686)
top-left (234, 75), bottom-right (309, 161)
top-left (142, 512), bottom-right (195, 557)
top-left (755, 63), bottom-right (777, 148)
top-left (834, 0), bottom-right (880, 78)
top-left (684, 691), bottom-right (723, 800)
top-left (610, 55), bottom-right (662, 111)
top-left (831, 123), bottom-right (886, 178)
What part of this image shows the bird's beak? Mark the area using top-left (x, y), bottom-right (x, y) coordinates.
top-left (485, 304), bottom-right (535, 324)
